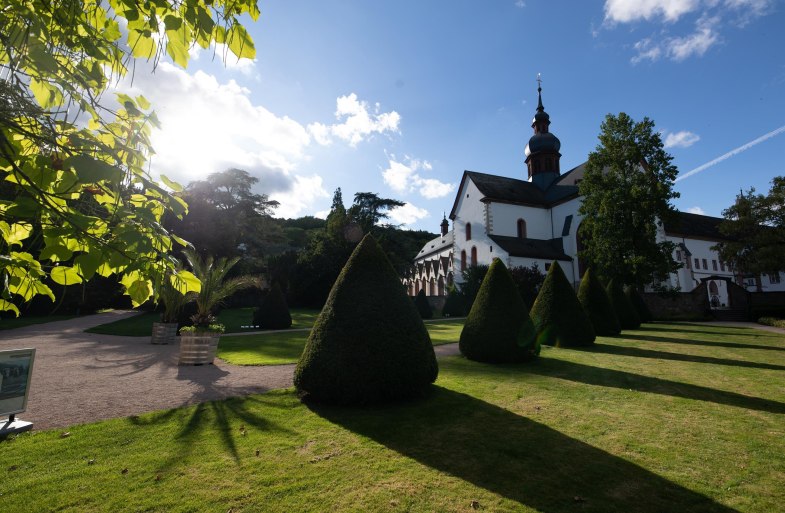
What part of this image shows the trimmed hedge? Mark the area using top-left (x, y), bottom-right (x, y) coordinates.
top-left (625, 286), bottom-right (653, 323)
top-left (294, 234), bottom-right (438, 405)
top-left (441, 285), bottom-right (466, 317)
top-left (607, 279), bottom-right (641, 330)
top-left (577, 268), bottom-right (620, 336)
top-left (530, 262), bottom-right (595, 347)
top-left (252, 283), bottom-right (292, 329)
top-left (459, 258), bottom-right (538, 363)
top-left (414, 289), bottom-right (433, 319)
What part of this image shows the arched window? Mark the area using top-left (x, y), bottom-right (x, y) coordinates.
top-left (517, 218), bottom-right (527, 239)
top-left (471, 246), bottom-right (477, 266)
top-left (461, 250), bottom-right (467, 271)
top-left (466, 222), bottom-right (472, 241)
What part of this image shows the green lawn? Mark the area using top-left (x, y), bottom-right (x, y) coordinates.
top-left (3, 323), bottom-right (785, 512)
top-left (85, 308), bottom-right (322, 336)
top-left (0, 315), bottom-right (77, 331)
top-left (218, 318), bottom-right (466, 365)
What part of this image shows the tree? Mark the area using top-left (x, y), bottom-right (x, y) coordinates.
top-left (509, 264), bottom-right (546, 308)
top-left (252, 283), bottom-right (292, 330)
top-left (606, 278), bottom-right (641, 330)
top-left (414, 289), bottom-right (433, 319)
top-left (347, 192), bottom-right (405, 233)
top-left (0, 1), bottom-right (257, 315)
top-left (578, 113), bottom-right (680, 289)
top-left (529, 262), bottom-right (595, 347)
top-left (715, 176), bottom-right (785, 277)
top-left (577, 268), bottom-right (620, 336)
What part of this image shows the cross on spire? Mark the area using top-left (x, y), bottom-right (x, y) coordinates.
top-left (536, 72), bottom-right (542, 91)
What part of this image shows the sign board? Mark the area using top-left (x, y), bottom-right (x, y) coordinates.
top-left (0, 348), bottom-right (36, 418)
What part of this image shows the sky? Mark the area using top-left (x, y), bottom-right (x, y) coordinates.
top-left (118, 0), bottom-right (785, 232)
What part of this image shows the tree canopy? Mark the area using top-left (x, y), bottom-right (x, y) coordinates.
top-left (715, 176), bottom-right (785, 277)
top-left (0, 0), bottom-right (259, 314)
top-left (578, 112), bottom-right (680, 288)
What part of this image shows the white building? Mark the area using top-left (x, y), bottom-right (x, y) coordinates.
top-left (404, 86), bottom-right (785, 298)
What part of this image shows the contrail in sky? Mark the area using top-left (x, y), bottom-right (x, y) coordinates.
top-left (675, 124), bottom-right (785, 182)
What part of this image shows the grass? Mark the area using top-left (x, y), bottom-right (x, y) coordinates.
top-left (218, 318), bottom-right (466, 365)
top-left (3, 322), bottom-right (785, 512)
top-left (85, 308), bottom-right (322, 336)
top-left (0, 315), bottom-right (77, 331)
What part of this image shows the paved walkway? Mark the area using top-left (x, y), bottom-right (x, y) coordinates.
top-left (1, 313), bottom-right (778, 432)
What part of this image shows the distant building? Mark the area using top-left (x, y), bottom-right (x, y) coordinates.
top-left (403, 84), bottom-right (785, 300)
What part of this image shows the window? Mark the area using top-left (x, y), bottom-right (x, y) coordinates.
top-left (712, 260), bottom-right (718, 271)
top-left (694, 258), bottom-right (700, 269)
top-left (466, 222), bottom-right (472, 241)
top-left (720, 261), bottom-right (726, 272)
top-left (702, 258), bottom-right (708, 269)
top-left (517, 218), bottom-right (527, 239)
top-left (676, 250), bottom-right (682, 260)
top-left (471, 246), bottom-right (477, 267)
top-left (460, 250), bottom-right (466, 272)
top-left (770, 274), bottom-right (781, 284)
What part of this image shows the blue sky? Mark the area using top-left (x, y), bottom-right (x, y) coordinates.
top-left (124, 0), bottom-right (785, 231)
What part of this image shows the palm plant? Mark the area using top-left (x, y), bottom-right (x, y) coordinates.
top-left (183, 249), bottom-right (261, 330)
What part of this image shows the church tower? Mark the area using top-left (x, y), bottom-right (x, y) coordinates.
top-left (525, 76), bottom-right (562, 189)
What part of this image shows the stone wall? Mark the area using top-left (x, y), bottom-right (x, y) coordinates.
top-left (427, 296), bottom-right (446, 315)
top-left (641, 282), bottom-right (712, 321)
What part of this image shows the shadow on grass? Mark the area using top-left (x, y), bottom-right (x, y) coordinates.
top-left (621, 332), bottom-right (785, 352)
top-left (643, 325), bottom-right (774, 338)
top-left (585, 343), bottom-right (785, 371)
top-left (311, 386), bottom-right (738, 513)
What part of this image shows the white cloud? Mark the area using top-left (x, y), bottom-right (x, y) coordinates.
top-left (688, 206), bottom-right (707, 215)
top-left (189, 42), bottom-right (257, 76)
top-left (388, 203), bottom-right (429, 227)
top-left (313, 209), bottom-right (330, 220)
top-left (270, 174), bottom-right (329, 219)
top-left (604, 0), bottom-right (700, 23)
top-left (515, 0), bottom-right (526, 7)
top-left (381, 156), bottom-right (454, 199)
top-left (632, 16), bottom-right (720, 62)
top-left (308, 93), bottom-right (401, 147)
top-left (663, 130), bottom-right (701, 148)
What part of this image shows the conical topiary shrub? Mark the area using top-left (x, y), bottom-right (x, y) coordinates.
top-left (625, 286), bottom-right (653, 323)
top-left (530, 261), bottom-right (595, 347)
top-left (459, 258), bottom-right (538, 363)
top-left (577, 268), bottom-right (621, 336)
top-left (294, 234), bottom-right (438, 405)
top-left (607, 279), bottom-right (641, 330)
top-left (414, 289), bottom-right (433, 319)
top-left (441, 285), bottom-right (466, 317)
top-left (252, 283), bottom-right (292, 329)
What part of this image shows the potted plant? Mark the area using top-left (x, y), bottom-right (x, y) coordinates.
top-left (151, 278), bottom-right (191, 345)
top-left (178, 249), bottom-right (260, 365)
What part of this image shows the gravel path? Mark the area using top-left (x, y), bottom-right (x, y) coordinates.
top-left (0, 311), bottom-right (295, 431)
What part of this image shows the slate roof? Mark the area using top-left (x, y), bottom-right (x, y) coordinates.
top-left (489, 235), bottom-right (572, 261)
top-left (415, 232), bottom-right (454, 260)
top-left (449, 170), bottom-right (579, 219)
top-left (664, 212), bottom-right (732, 240)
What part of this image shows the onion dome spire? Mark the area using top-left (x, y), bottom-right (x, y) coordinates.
top-left (524, 74), bottom-right (562, 188)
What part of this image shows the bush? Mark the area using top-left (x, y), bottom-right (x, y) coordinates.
top-left (459, 264), bottom-right (489, 311)
top-left (509, 264), bottom-right (546, 308)
top-left (625, 286), bottom-right (653, 323)
top-left (758, 317), bottom-right (785, 328)
top-left (414, 289), bottom-right (433, 319)
top-left (441, 285), bottom-right (466, 317)
top-left (530, 262), bottom-right (595, 347)
top-left (459, 258), bottom-right (538, 363)
top-left (577, 268), bottom-right (620, 336)
top-left (252, 283), bottom-right (292, 329)
top-left (606, 279), bottom-right (641, 330)
top-left (294, 234), bottom-right (438, 405)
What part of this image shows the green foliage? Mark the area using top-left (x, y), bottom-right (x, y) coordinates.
top-left (459, 258), bottom-right (538, 362)
top-left (578, 112), bottom-right (680, 288)
top-left (758, 317), bottom-right (785, 328)
top-left (509, 264), bottom-right (546, 307)
top-left (0, 0), bottom-right (259, 315)
top-left (459, 264), bottom-right (489, 311)
top-left (441, 285), bottom-right (466, 317)
top-left (252, 283), bottom-right (292, 329)
top-left (715, 176), bottom-right (785, 276)
top-left (347, 192), bottom-right (405, 233)
top-left (294, 234), bottom-right (438, 404)
top-left (625, 286), bottom-right (653, 323)
top-left (414, 289), bottom-right (433, 319)
top-left (606, 278), bottom-right (641, 330)
top-left (577, 268), bottom-right (620, 336)
top-left (530, 262), bottom-right (595, 347)
top-left (183, 249), bottom-right (260, 328)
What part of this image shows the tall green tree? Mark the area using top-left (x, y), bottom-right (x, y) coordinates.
top-left (0, 0), bottom-right (257, 314)
top-left (348, 192), bottom-right (405, 233)
top-left (715, 176), bottom-right (785, 276)
top-left (578, 112), bottom-right (680, 288)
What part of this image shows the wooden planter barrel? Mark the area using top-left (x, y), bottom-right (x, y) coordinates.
top-left (151, 322), bottom-right (178, 345)
top-left (178, 333), bottom-right (220, 365)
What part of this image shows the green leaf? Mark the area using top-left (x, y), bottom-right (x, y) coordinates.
top-left (0, 300), bottom-right (20, 317)
top-left (136, 95), bottom-right (151, 110)
top-left (128, 29), bottom-right (156, 59)
top-left (64, 155), bottom-right (124, 184)
top-left (170, 270), bottom-right (201, 295)
top-left (227, 24), bottom-right (255, 60)
top-left (51, 266), bottom-right (84, 286)
top-left (75, 252), bottom-right (102, 281)
top-left (159, 174), bottom-right (183, 192)
top-left (126, 279), bottom-right (153, 307)
top-left (39, 244), bottom-right (73, 262)
top-left (6, 223), bottom-right (33, 246)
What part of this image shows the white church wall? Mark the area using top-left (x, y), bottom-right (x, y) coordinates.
top-left (551, 197), bottom-right (583, 285)
top-left (665, 236), bottom-right (734, 292)
top-left (489, 203), bottom-right (552, 239)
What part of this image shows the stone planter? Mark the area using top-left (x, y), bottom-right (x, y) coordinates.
top-left (151, 322), bottom-right (178, 345)
top-left (178, 332), bottom-right (220, 365)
